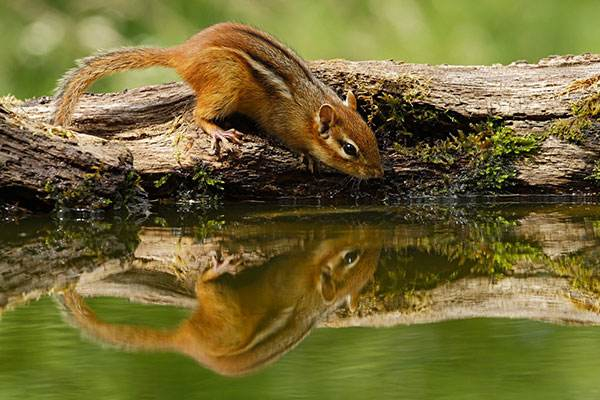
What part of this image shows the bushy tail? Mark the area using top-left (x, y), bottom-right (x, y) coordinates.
top-left (56, 290), bottom-right (174, 352)
top-left (52, 47), bottom-right (174, 126)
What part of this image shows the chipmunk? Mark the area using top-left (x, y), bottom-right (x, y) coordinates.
top-left (58, 230), bottom-right (382, 376)
top-left (52, 22), bottom-right (383, 178)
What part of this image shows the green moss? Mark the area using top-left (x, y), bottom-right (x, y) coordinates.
top-left (370, 93), bottom-right (413, 140)
top-left (43, 167), bottom-right (145, 213)
top-left (115, 170), bottom-right (146, 211)
top-left (572, 91), bottom-right (600, 118)
top-left (392, 119), bottom-right (541, 193)
top-left (470, 123), bottom-right (541, 191)
top-left (168, 115), bottom-right (186, 163)
top-left (126, 170), bottom-right (141, 187)
top-left (549, 256), bottom-right (600, 298)
top-left (192, 167), bottom-right (223, 191)
top-left (586, 160), bottom-right (600, 184)
top-left (547, 117), bottom-right (591, 144)
top-left (394, 129), bottom-right (483, 168)
top-left (552, 91), bottom-right (600, 183)
top-left (366, 76), bottom-right (459, 145)
top-left (153, 174), bottom-right (171, 189)
top-left (44, 180), bottom-right (54, 194)
top-left (193, 218), bottom-right (225, 240)
top-left (50, 166), bottom-right (105, 206)
top-left (395, 74), bottom-right (430, 102)
top-left (147, 166), bottom-right (224, 211)
top-left (45, 126), bottom-right (74, 139)
top-left (370, 93), bottom-right (458, 143)
top-left (82, 165), bottom-right (103, 182)
top-left (487, 124), bottom-right (540, 157)
top-left (547, 91), bottom-right (600, 144)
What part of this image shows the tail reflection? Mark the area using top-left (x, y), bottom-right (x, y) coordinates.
top-left (59, 229), bottom-right (382, 376)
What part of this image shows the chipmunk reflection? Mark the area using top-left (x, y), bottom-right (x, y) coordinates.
top-left (59, 231), bottom-right (382, 376)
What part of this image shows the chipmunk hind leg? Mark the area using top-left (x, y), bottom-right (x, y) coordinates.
top-left (179, 49), bottom-right (260, 156)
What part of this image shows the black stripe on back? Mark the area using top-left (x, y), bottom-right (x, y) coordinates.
top-left (233, 25), bottom-right (318, 85)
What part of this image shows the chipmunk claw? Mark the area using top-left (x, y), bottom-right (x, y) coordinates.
top-left (301, 153), bottom-right (320, 175)
top-left (209, 128), bottom-right (243, 156)
top-left (201, 252), bottom-right (244, 282)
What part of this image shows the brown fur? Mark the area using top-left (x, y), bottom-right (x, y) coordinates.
top-left (52, 22), bottom-right (383, 178)
top-left (58, 230), bottom-right (382, 376)
top-left (53, 47), bottom-right (172, 127)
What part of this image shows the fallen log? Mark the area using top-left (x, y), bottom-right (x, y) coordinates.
top-left (1, 54), bottom-right (600, 209)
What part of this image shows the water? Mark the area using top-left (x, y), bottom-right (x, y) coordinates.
top-left (2, 202), bottom-right (600, 399)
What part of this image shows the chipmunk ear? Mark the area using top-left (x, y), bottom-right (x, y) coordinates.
top-left (318, 104), bottom-right (336, 138)
top-left (344, 90), bottom-right (357, 110)
top-left (319, 267), bottom-right (336, 302)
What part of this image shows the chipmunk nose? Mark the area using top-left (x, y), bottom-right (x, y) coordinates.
top-left (359, 165), bottom-right (383, 179)
top-left (369, 165), bottom-right (384, 178)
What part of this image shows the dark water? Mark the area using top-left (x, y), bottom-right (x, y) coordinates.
top-left (2, 202), bottom-right (600, 399)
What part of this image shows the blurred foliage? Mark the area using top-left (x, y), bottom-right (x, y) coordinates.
top-left (1, 0), bottom-right (600, 98)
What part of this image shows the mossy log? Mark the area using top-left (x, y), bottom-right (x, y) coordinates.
top-left (2, 54), bottom-right (600, 209)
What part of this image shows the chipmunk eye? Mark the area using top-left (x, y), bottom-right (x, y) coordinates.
top-left (342, 141), bottom-right (358, 157)
top-left (344, 250), bottom-right (360, 265)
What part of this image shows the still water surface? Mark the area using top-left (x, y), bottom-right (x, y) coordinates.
top-left (2, 202), bottom-right (600, 399)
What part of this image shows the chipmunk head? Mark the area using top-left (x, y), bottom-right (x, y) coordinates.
top-left (312, 90), bottom-right (383, 179)
top-left (318, 247), bottom-right (363, 303)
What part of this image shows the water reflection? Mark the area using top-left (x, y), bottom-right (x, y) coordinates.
top-left (58, 226), bottom-right (382, 376)
top-left (2, 203), bottom-right (600, 377)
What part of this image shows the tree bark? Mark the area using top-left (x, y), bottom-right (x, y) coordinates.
top-left (1, 54), bottom-right (600, 209)
top-left (0, 105), bottom-right (137, 210)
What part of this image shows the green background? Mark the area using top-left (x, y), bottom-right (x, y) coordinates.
top-left (1, 0), bottom-right (599, 98)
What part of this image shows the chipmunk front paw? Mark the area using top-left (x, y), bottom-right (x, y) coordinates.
top-left (201, 251), bottom-right (244, 282)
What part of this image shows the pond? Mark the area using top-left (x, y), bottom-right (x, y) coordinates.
top-left (1, 201), bottom-right (600, 399)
